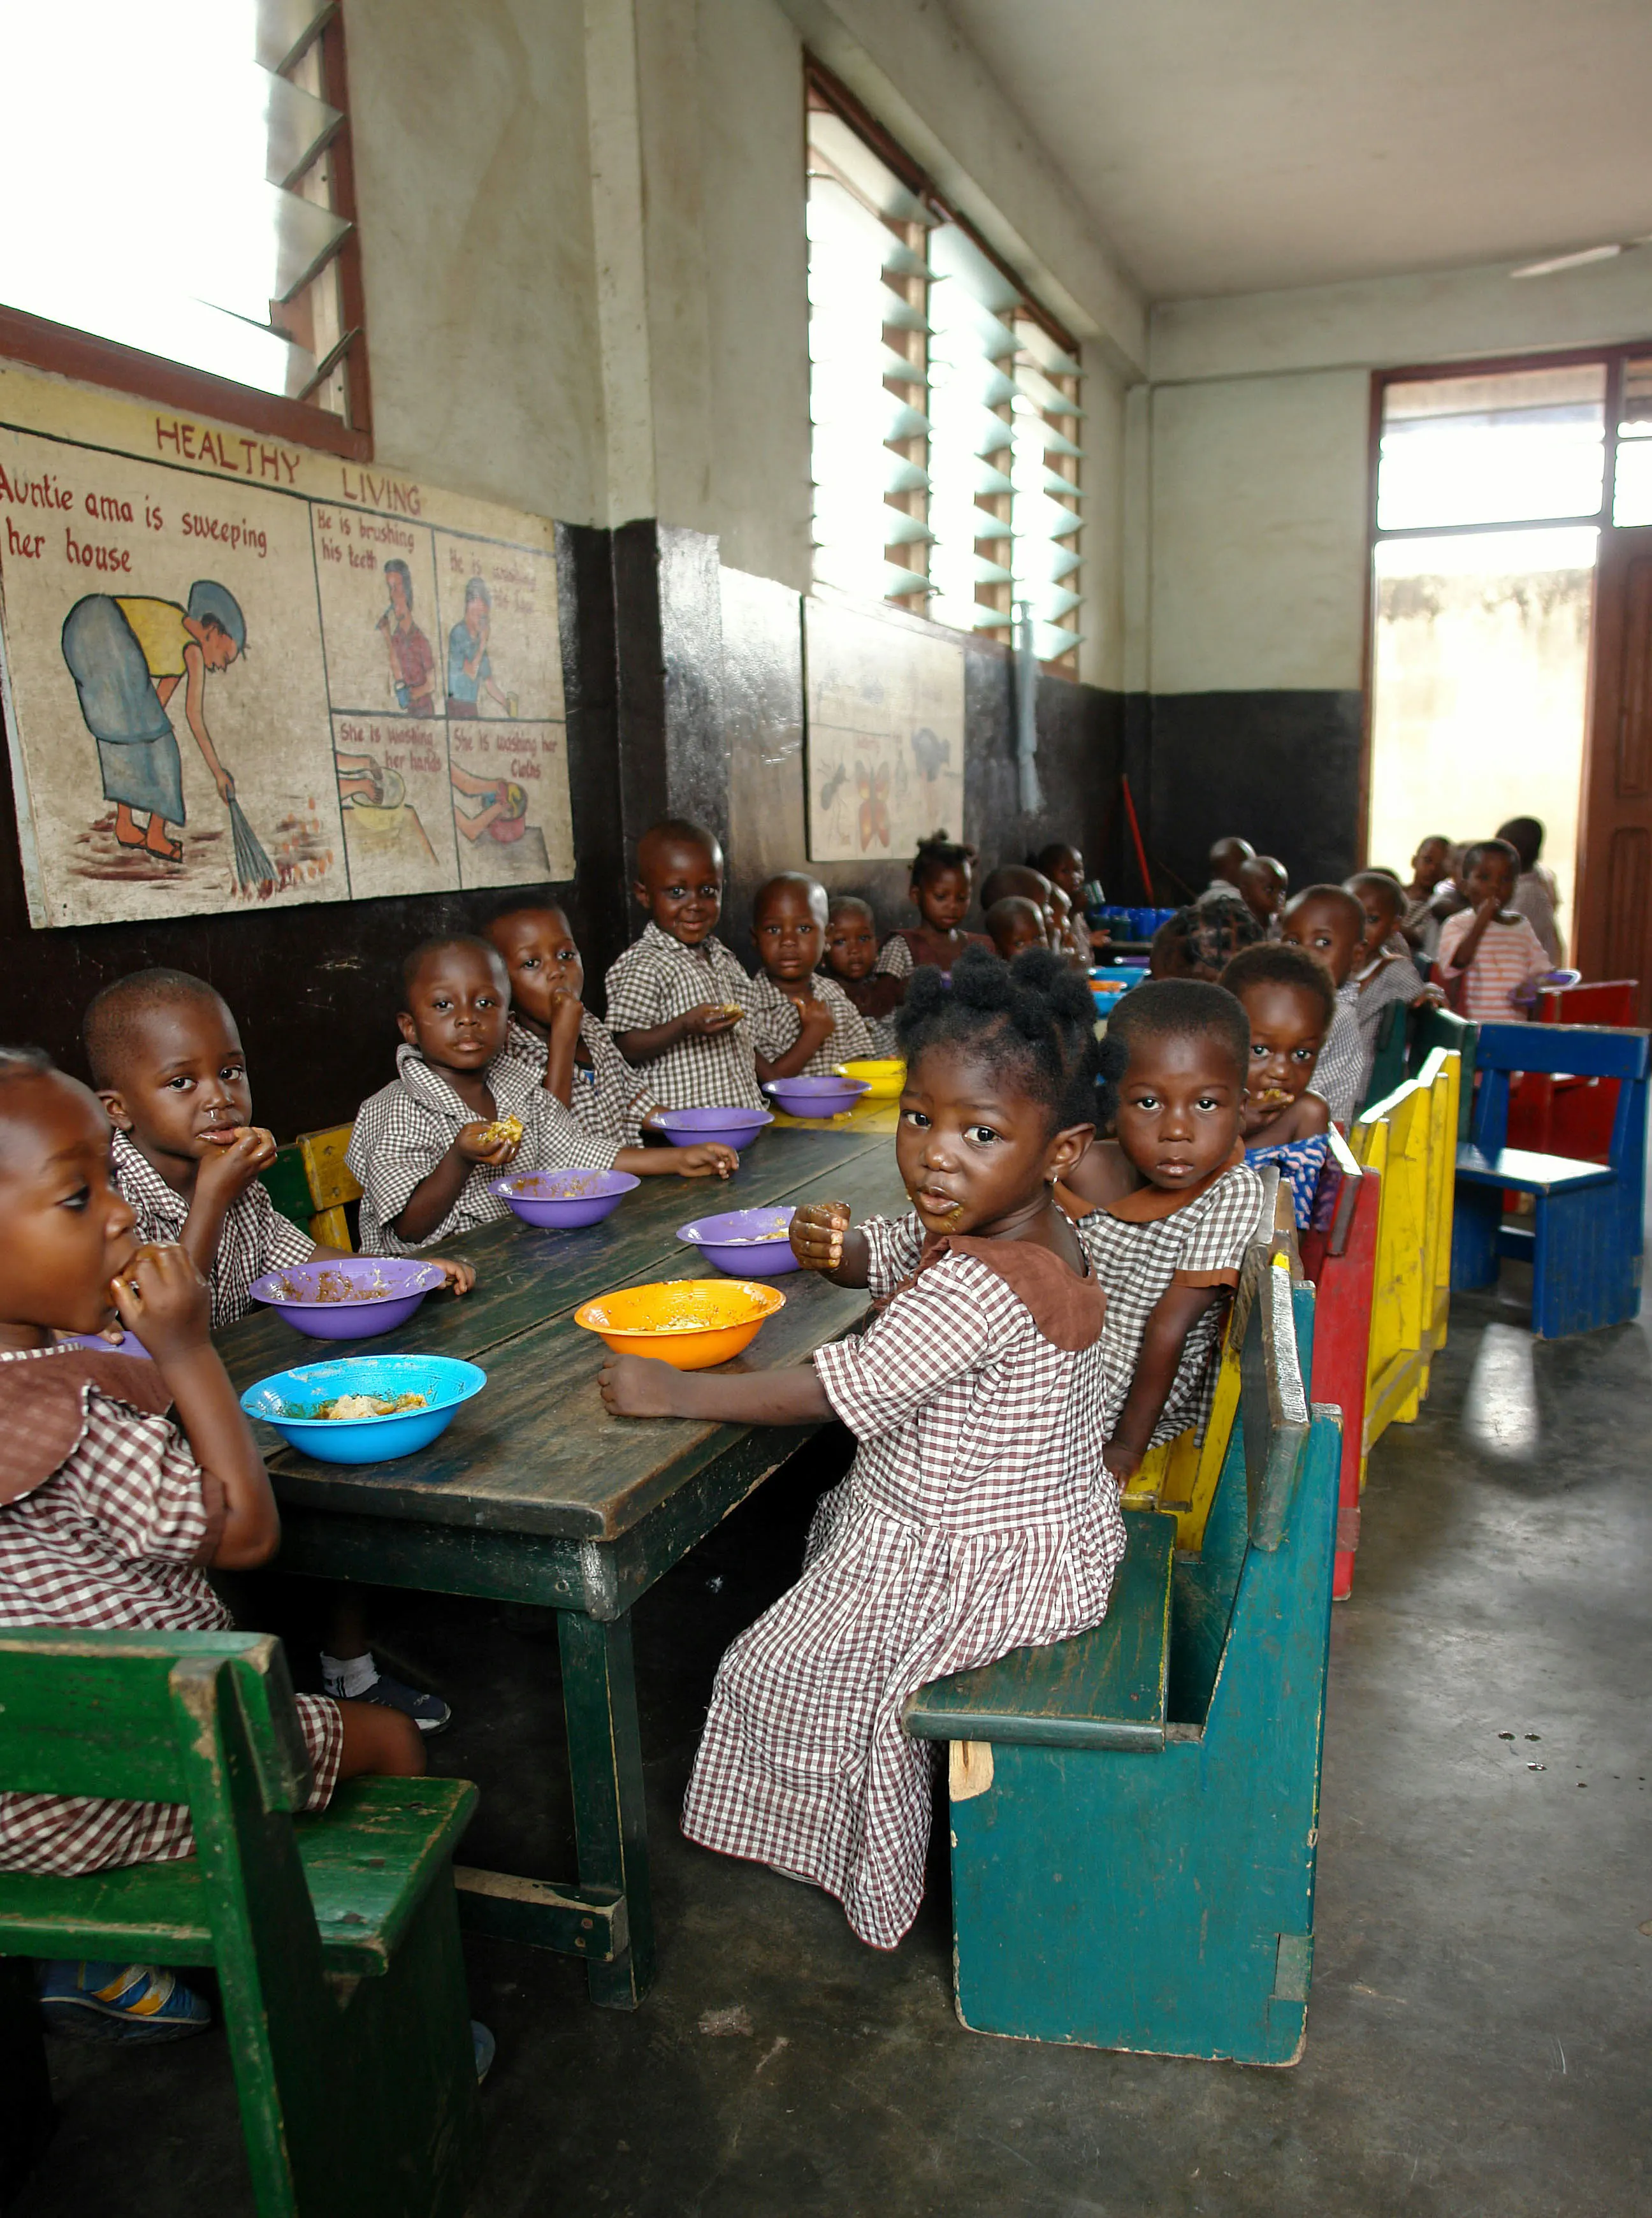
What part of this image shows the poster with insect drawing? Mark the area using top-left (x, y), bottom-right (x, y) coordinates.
top-left (804, 597), bottom-right (966, 866)
top-left (0, 361), bottom-right (572, 929)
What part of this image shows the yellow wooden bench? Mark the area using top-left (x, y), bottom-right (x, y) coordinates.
top-left (298, 1122), bottom-right (361, 1250)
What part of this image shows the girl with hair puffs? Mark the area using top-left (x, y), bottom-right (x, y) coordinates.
top-left (600, 949), bottom-right (1128, 1950)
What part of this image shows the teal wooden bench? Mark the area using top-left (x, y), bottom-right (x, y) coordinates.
top-left (0, 1630), bottom-right (482, 2218)
top-left (905, 1249), bottom-right (1342, 2065)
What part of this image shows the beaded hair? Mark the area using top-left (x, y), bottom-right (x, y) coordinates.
top-left (909, 830), bottom-right (977, 887)
top-left (896, 945), bottom-right (1123, 1133)
top-left (1217, 943), bottom-right (1337, 1031)
top-left (1150, 897), bottom-right (1261, 979)
top-left (1106, 978), bottom-right (1252, 1086)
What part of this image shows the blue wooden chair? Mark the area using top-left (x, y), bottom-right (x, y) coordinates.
top-left (1451, 1022), bottom-right (1650, 1337)
top-left (905, 1250), bottom-right (1342, 2065)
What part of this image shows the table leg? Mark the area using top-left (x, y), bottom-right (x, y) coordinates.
top-left (557, 1608), bottom-right (655, 2008)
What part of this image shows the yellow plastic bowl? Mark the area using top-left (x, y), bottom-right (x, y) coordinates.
top-left (836, 1057), bottom-right (906, 1100)
top-left (574, 1278), bottom-right (785, 1369)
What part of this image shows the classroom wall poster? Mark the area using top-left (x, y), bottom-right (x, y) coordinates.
top-left (803, 595), bottom-right (966, 865)
top-left (0, 362), bottom-right (572, 928)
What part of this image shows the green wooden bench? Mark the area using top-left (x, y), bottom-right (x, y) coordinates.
top-left (905, 1248), bottom-right (1342, 2066)
top-left (0, 1630), bottom-right (482, 2218)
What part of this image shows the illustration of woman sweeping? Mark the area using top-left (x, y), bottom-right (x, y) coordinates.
top-left (60, 581), bottom-right (275, 891)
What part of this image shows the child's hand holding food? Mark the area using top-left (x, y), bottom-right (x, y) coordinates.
top-left (432, 1258), bottom-right (476, 1294)
top-left (458, 1114), bottom-right (523, 1166)
top-left (111, 1241), bottom-right (212, 1359)
top-left (672, 1142), bottom-right (739, 1180)
top-left (686, 1001), bottom-right (743, 1036)
top-left (791, 1200), bottom-right (851, 1272)
top-left (195, 1124), bottom-right (278, 1205)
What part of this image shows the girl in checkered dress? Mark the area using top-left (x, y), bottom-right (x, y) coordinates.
top-left (1219, 943), bottom-right (1336, 1232)
top-left (1061, 981), bottom-right (1264, 1483)
top-left (872, 832), bottom-right (994, 996)
top-left (0, 1052), bottom-right (423, 2039)
top-left (600, 949), bottom-right (1128, 1949)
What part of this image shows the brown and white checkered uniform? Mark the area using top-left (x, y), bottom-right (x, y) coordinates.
top-left (0, 1345), bottom-right (340, 1875)
top-left (1075, 1157), bottom-right (1264, 1444)
top-left (498, 1013), bottom-right (660, 1161)
top-left (1309, 994), bottom-right (1366, 1126)
top-left (349, 1045), bottom-right (581, 1252)
top-left (742, 970), bottom-right (875, 1075)
top-left (112, 1131), bottom-right (312, 1331)
top-left (681, 1215), bottom-right (1124, 1950)
top-left (602, 923), bottom-right (764, 1111)
top-left (873, 929), bottom-right (994, 983)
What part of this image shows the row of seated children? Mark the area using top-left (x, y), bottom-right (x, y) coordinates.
top-left (600, 949), bottom-right (1264, 1948)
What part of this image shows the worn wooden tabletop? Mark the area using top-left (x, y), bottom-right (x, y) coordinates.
top-left (218, 1124), bottom-right (910, 1546)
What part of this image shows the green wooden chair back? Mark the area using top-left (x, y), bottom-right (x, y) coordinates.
top-left (1360, 997), bottom-right (1408, 1114)
top-left (1410, 1004), bottom-right (1478, 1138)
top-left (0, 1629), bottom-right (311, 1813)
top-left (257, 1145), bottom-right (315, 1234)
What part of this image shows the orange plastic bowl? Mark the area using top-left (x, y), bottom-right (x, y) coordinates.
top-left (574, 1278), bottom-right (786, 1369)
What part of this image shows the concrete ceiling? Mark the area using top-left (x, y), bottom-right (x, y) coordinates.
top-left (943, 0), bottom-right (1652, 301)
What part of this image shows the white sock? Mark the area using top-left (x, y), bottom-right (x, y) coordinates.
top-left (319, 1650), bottom-right (379, 1699)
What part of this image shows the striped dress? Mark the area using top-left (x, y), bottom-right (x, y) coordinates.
top-left (681, 1218), bottom-right (1122, 1950)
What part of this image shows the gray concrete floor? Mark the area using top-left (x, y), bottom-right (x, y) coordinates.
top-left (19, 1264), bottom-right (1651, 2218)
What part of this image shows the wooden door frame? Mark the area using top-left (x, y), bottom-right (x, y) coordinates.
top-left (1360, 344), bottom-right (1652, 922)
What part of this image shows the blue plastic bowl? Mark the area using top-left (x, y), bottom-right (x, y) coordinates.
top-left (240, 1354), bottom-right (486, 1466)
top-left (653, 1106), bottom-right (774, 1151)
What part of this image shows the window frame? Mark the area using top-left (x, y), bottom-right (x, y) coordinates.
top-left (0, 7), bottom-right (373, 463)
top-left (1360, 340), bottom-right (1652, 856)
top-left (804, 56), bottom-right (1083, 675)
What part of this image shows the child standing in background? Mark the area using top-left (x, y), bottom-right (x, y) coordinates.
top-left (874, 832), bottom-right (992, 993)
top-left (1496, 815), bottom-right (1566, 965)
top-left (600, 948), bottom-right (1123, 1950)
top-left (484, 905), bottom-right (737, 1181)
top-left (1279, 885), bottom-right (1371, 1124)
top-left (0, 1050), bottom-right (422, 2038)
top-left (1435, 839), bottom-right (1551, 1022)
top-left (1061, 980), bottom-right (1263, 1482)
top-left (744, 874), bottom-right (875, 1078)
top-left (1219, 945), bottom-right (1335, 1230)
top-left (821, 895), bottom-right (901, 1056)
top-left (604, 820), bottom-right (765, 1110)
top-left (1401, 836), bottom-right (1458, 959)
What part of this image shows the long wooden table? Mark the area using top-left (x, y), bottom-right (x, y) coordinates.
top-left (219, 1124), bottom-right (906, 2008)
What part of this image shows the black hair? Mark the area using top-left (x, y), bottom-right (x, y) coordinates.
top-left (400, 934), bottom-right (507, 1002)
top-left (1149, 898), bottom-right (1261, 979)
top-left (980, 863), bottom-right (1050, 910)
top-left (984, 895), bottom-right (1047, 948)
top-left (827, 893), bottom-right (875, 922)
top-left (1496, 816), bottom-right (1543, 866)
top-left (0, 1045), bottom-right (54, 1086)
top-left (1106, 978), bottom-right (1252, 1087)
top-left (1347, 869), bottom-right (1404, 917)
top-left (1463, 837), bottom-right (1522, 881)
top-left (384, 558), bottom-right (414, 604)
top-left (82, 969), bottom-right (229, 1090)
top-left (637, 816), bottom-right (722, 871)
top-left (754, 870), bottom-right (827, 915)
top-left (895, 945), bottom-right (1122, 1133)
top-left (910, 830), bottom-right (976, 887)
top-left (1032, 841), bottom-right (1080, 874)
top-left (1218, 943), bottom-right (1337, 1032)
top-left (1286, 883), bottom-right (1365, 930)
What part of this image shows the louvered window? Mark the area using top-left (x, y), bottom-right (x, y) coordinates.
top-left (806, 66), bottom-right (1083, 675)
top-left (0, 0), bottom-right (370, 453)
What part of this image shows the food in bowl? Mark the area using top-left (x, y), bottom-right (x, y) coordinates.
top-left (575, 1278), bottom-right (785, 1368)
top-left (294, 1391), bottom-right (430, 1421)
top-left (491, 1166), bottom-right (639, 1228)
top-left (241, 1354), bottom-right (486, 1465)
top-left (267, 1267), bottom-right (403, 1305)
top-left (250, 1258), bottom-right (446, 1340)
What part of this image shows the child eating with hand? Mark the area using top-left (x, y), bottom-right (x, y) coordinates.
top-left (604, 818), bottom-right (764, 1110)
top-left (1061, 980), bottom-right (1263, 1486)
top-left (484, 904), bottom-right (737, 1181)
top-left (1279, 885), bottom-right (1372, 1124)
top-left (351, 935), bottom-right (581, 1253)
top-left (0, 1048), bottom-right (424, 2039)
top-left (1219, 945), bottom-right (1334, 1229)
top-left (83, 970), bottom-right (472, 1327)
top-left (822, 895), bottom-right (901, 1055)
top-left (744, 873), bottom-right (875, 1078)
top-left (600, 948), bottom-right (1124, 1950)
top-left (1435, 838), bottom-right (1551, 1022)
top-left (873, 831), bottom-right (992, 996)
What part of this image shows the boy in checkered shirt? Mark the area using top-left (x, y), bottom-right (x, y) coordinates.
top-left (86, 968), bottom-right (468, 1736)
top-left (603, 820), bottom-right (765, 1111)
top-left (743, 873), bottom-right (874, 1080)
top-left (483, 904), bottom-right (739, 1182)
top-left (0, 1049), bottom-right (423, 2040)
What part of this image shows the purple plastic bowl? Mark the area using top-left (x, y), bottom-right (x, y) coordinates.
top-left (676, 1207), bottom-right (799, 1277)
top-left (653, 1106), bottom-right (774, 1151)
top-left (490, 1167), bottom-right (640, 1228)
top-left (68, 1330), bottom-right (151, 1359)
top-left (250, 1258), bottom-right (446, 1340)
top-left (763, 1075), bottom-right (871, 1119)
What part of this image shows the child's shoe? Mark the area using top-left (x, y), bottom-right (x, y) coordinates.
top-left (361, 1671), bottom-right (451, 1734)
top-left (39, 1960), bottom-right (210, 2042)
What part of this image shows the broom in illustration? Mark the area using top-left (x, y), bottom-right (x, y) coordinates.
top-left (228, 792), bottom-right (277, 899)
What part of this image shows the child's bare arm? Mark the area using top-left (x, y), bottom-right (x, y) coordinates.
top-left (613, 1005), bottom-right (741, 1065)
top-left (789, 1201), bottom-right (871, 1285)
top-left (1443, 898), bottom-right (1500, 973)
top-left (1103, 1282), bottom-right (1226, 1481)
top-left (112, 1244), bottom-right (279, 1570)
top-left (180, 1126), bottom-right (277, 1279)
top-left (392, 1125), bottom-right (515, 1245)
top-left (540, 994), bottom-right (586, 1107)
top-left (755, 996), bottom-right (837, 1082)
top-left (600, 1352), bottom-right (832, 1424)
